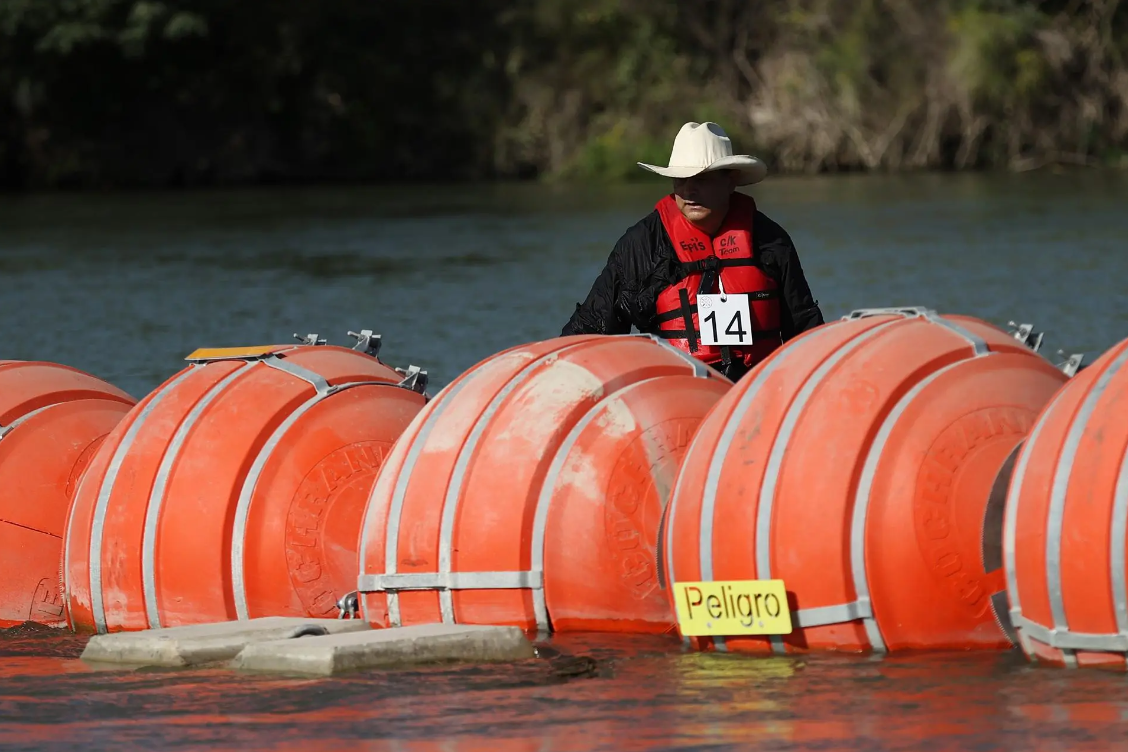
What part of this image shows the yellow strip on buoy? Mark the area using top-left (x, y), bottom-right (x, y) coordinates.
top-left (184, 345), bottom-right (286, 362)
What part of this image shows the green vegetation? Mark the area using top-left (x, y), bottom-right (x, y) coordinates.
top-left (2, 0), bottom-right (1126, 188)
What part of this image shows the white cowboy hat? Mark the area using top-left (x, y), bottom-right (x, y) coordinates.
top-left (637, 121), bottom-right (767, 186)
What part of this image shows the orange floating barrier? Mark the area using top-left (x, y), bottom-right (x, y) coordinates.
top-left (357, 334), bottom-right (731, 634)
top-left (63, 333), bottom-right (427, 633)
top-left (0, 361), bottom-right (135, 628)
top-left (1004, 336), bottom-right (1128, 668)
top-left (660, 308), bottom-right (1069, 654)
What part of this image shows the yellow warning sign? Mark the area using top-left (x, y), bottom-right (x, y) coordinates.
top-left (673, 579), bottom-right (793, 637)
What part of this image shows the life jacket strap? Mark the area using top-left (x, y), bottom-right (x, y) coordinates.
top-left (651, 328), bottom-right (783, 341)
top-left (678, 288), bottom-right (698, 353)
top-left (652, 290), bottom-right (781, 325)
top-left (678, 256), bottom-right (762, 274)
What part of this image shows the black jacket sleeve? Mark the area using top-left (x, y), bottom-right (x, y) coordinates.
top-left (560, 246), bottom-right (631, 336)
top-left (560, 217), bottom-right (658, 336)
top-left (752, 211), bottom-right (825, 340)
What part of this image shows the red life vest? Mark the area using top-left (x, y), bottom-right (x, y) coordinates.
top-left (653, 192), bottom-right (782, 369)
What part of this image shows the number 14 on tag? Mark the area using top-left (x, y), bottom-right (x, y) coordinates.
top-left (698, 294), bottom-right (752, 346)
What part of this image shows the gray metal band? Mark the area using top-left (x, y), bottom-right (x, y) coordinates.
top-left (263, 356), bottom-right (331, 394)
top-left (1011, 614), bottom-right (1128, 652)
top-left (662, 389), bottom-right (712, 648)
top-left (1045, 346), bottom-right (1128, 663)
top-left (438, 342), bottom-right (593, 624)
top-left (851, 358), bottom-right (975, 651)
top-left (921, 311), bottom-right (990, 355)
top-left (358, 570), bottom-right (543, 593)
top-left (64, 418), bottom-right (106, 628)
top-left (643, 334), bottom-right (712, 378)
top-left (531, 378), bottom-right (665, 632)
top-left (0, 403), bottom-right (59, 440)
top-left (1112, 441), bottom-right (1128, 642)
top-left (1002, 383), bottom-right (1068, 658)
top-left (843, 307), bottom-right (988, 355)
top-left (842, 307), bottom-right (931, 321)
top-left (88, 365), bottom-right (200, 634)
top-left (231, 379), bottom-right (388, 621)
top-left (793, 599), bottom-right (873, 629)
top-left (378, 379), bottom-right (470, 627)
top-left (143, 361), bottom-right (256, 628)
top-left (531, 342), bottom-right (708, 632)
top-left (699, 333), bottom-right (819, 652)
top-left (757, 322), bottom-right (895, 653)
top-left (353, 382), bottom-right (450, 626)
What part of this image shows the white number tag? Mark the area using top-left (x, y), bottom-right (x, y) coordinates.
top-left (698, 294), bottom-right (753, 346)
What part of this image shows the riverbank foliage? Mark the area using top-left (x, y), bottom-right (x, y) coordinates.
top-left (2, 0), bottom-right (1126, 188)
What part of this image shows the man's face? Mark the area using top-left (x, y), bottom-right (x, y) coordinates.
top-left (673, 170), bottom-right (738, 229)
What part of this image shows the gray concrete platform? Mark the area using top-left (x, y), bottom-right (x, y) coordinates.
top-left (231, 623), bottom-right (536, 676)
top-left (80, 617), bottom-right (370, 667)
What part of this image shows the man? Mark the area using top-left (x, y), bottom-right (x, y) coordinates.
top-left (561, 121), bottom-right (825, 381)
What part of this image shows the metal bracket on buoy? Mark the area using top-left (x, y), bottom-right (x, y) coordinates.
top-left (1055, 351), bottom-right (1086, 377)
top-left (843, 307), bottom-right (933, 320)
top-left (336, 591), bottom-right (360, 620)
top-left (395, 365), bottom-right (429, 395)
top-left (347, 329), bottom-right (382, 357)
top-left (1006, 321), bottom-right (1045, 353)
top-left (293, 333), bottom-right (327, 346)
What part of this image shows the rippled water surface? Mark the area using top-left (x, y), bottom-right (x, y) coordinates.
top-left (2, 172), bottom-right (1127, 397)
top-left (3, 625), bottom-right (1128, 751)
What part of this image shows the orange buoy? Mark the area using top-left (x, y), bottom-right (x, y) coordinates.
top-left (357, 334), bottom-right (731, 634)
top-left (0, 361), bottom-right (135, 628)
top-left (63, 333), bottom-right (427, 633)
top-left (660, 308), bottom-right (1069, 654)
top-left (1004, 337), bottom-right (1128, 668)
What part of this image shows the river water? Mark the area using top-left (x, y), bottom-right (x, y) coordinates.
top-left (2, 172), bottom-right (1128, 750)
top-left (3, 626), bottom-right (1128, 751)
top-left (2, 171), bottom-right (1127, 397)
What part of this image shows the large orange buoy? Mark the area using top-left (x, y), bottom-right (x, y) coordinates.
top-left (357, 334), bottom-right (731, 635)
top-left (1004, 336), bottom-right (1128, 668)
top-left (0, 361), bottom-right (135, 628)
top-left (63, 333), bottom-right (428, 634)
top-left (660, 308), bottom-right (1069, 654)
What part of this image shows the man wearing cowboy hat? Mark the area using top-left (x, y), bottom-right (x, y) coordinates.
top-left (561, 121), bottom-right (824, 381)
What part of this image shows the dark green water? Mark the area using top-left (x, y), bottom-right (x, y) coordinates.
top-left (2, 172), bottom-right (1126, 398)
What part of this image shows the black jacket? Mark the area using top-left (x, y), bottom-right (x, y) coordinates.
top-left (561, 205), bottom-right (826, 340)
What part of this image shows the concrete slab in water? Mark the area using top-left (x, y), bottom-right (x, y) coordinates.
top-left (232, 623), bottom-right (535, 676)
top-left (80, 617), bottom-right (371, 667)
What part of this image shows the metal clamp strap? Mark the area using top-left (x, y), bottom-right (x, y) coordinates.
top-left (0, 404), bottom-right (52, 440)
top-left (1011, 611), bottom-right (1128, 652)
top-left (263, 355), bottom-right (331, 393)
top-left (792, 599), bottom-right (873, 629)
top-left (842, 307), bottom-right (934, 321)
top-left (395, 365), bottom-right (429, 394)
top-left (357, 570), bottom-right (544, 593)
top-left (1057, 352), bottom-right (1086, 377)
top-left (348, 329), bottom-right (382, 356)
top-left (293, 333), bottom-right (327, 346)
top-left (641, 333), bottom-right (713, 378)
